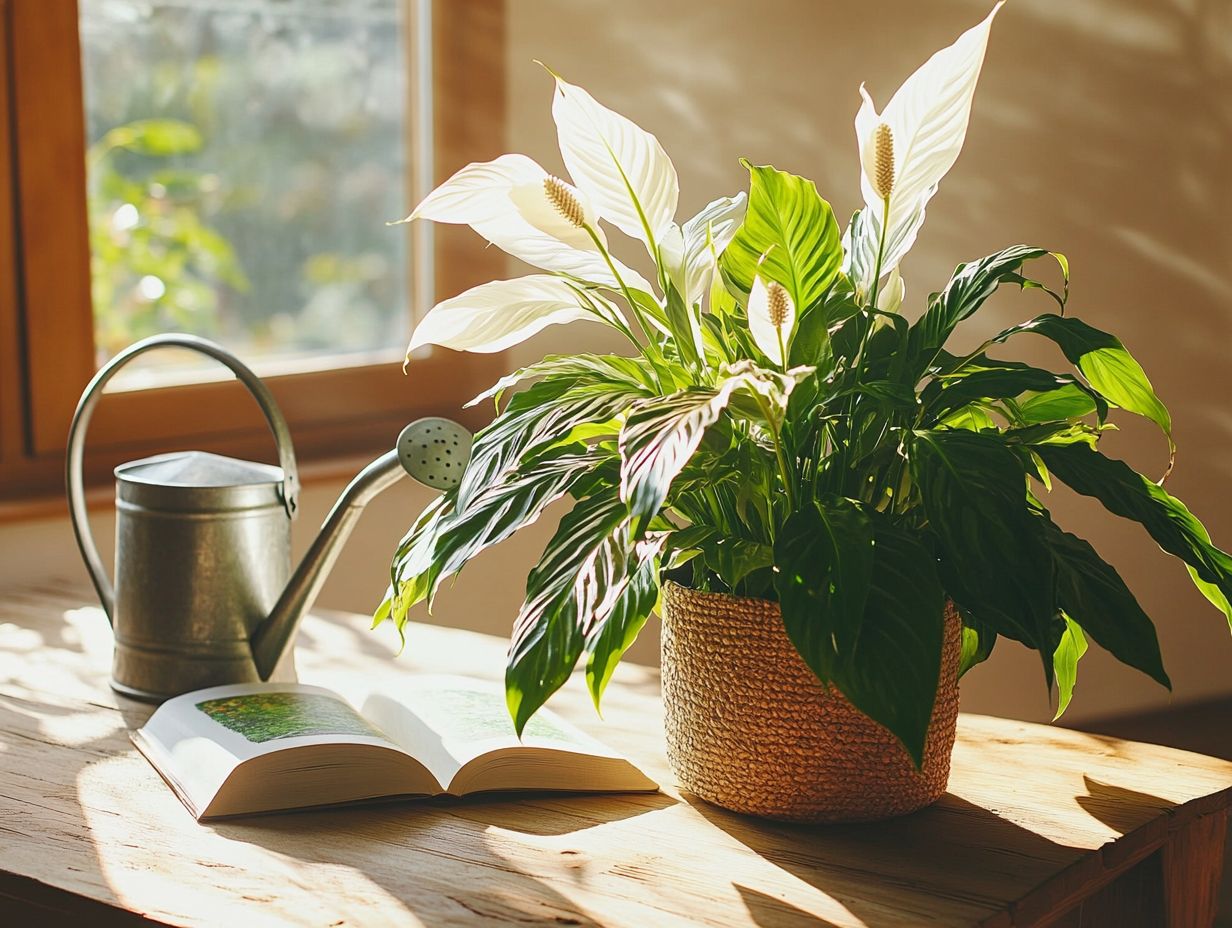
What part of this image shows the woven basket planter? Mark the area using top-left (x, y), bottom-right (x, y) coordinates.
top-left (660, 581), bottom-right (962, 823)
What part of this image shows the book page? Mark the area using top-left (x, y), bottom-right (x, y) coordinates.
top-left (135, 682), bottom-right (430, 817)
top-left (361, 675), bottom-right (618, 782)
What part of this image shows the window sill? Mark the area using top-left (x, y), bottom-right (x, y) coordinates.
top-left (0, 400), bottom-right (493, 526)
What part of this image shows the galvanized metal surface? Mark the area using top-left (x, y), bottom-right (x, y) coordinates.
top-left (65, 334), bottom-right (472, 703)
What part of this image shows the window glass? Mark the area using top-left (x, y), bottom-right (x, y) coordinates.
top-left (79, 0), bottom-right (418, 386)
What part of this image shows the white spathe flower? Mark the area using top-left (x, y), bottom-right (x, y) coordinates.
top-left (552, 74), bottom-right (679, 253)
top-left (660, 194), bottom-right (746, 313)
top-left (408, 275), bottom-right (618, 355)
top-left (876, 267), bottom-right (905, 313)
top-left (747, 274), bottom-right (796, 367)
top-left (401, 153), bottom-right (653, 293)
top-left (850, 3), bottom-right (1003, 293)
top-left (679, 194), bottom-right (747, 307)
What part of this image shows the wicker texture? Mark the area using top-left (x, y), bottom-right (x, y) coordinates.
top-left (660, 582), bottom-right (962, 823)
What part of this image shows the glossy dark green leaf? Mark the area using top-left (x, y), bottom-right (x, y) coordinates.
top-left (837, 519), bottom-right (946, 768)
top-left (908, 246), bottom-right (1049, 373)
top-left (908, 429), bottom-right (1056, 666)
top-left (701, 537), bottom-right (774, 592)
top-left (774, 498), bottom-right (874, 682)
top-left (1041, 516), bottom-right (1170, 691)
top-left (924, 364), bottom-right (1086, 422)
top-left (719, 161), bottom-right (843, 312)
top-left (1036, 443), bottom-right (1232, 631)
top-left (789, 283), bottom-right (858, 366)
top-left (994, 314), bottom-right (1173, 468)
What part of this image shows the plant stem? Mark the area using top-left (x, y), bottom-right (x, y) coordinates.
top-left (751, 391), bottom-right (797, 513)
top-left (583, 225), bottom-right (650, 341)
top-left (865, 197), bottom-right (891, 312)
top-left (839, 197), bottom-right (892, 487)
top-left (582, 223), bottom-right (669, 387)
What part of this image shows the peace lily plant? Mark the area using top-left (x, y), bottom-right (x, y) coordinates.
top-left (377, 3), bottom-right (1232, 766)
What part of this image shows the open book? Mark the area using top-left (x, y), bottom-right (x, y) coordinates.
top-left (132, 676), bottom-right (657, 820)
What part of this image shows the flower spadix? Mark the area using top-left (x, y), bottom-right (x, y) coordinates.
top-left (400, 153), bottom-right (652, 293)
top-left (849, 2), bottom-right (1003, 295)
top-left (748, 269), bottom-right (796, 368)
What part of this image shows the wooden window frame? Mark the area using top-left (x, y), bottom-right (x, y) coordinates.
top-left (0, 0), bottom-right (506, 518)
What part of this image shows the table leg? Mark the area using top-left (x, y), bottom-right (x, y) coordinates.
top-left (1162, 809), bottom-right (1228, 928)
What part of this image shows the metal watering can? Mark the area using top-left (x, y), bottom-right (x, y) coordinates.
top-left (66, 333), bottom-right (472, 702)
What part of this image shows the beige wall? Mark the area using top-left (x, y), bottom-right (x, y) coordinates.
top-left (3, 0), bottom-right (1230, 726)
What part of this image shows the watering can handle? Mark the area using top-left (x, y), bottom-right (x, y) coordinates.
top-left (65, 334), bottom-right (300, 625)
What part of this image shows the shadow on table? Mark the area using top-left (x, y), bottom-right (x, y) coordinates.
top-left (1076, 775), bottom-right (1173, 836)
top-left (685, 791), bottom-right (1081, 928)
top-left (211, 790), bottom-right (675, 926)
top-left (734, 885), bottom-right (848, 928)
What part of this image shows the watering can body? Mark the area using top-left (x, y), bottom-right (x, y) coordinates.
top-left (109, 450), bottom-right (297, 699)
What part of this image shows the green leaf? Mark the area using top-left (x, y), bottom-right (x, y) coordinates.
top-left (106, 118), bottom-right (204, 157)
top-left (1035, 444), bottom-right (1232, 631)
top-left (701, 537), bottom-right (774, 591)
top-left (940, 405), bottom-right (999, 432)
top-left (719, 161), bottom-right (843, 313)
top-left (663, 282), bottom-right (703, 369)
top-left (789, 282), bottom-right (858, 366)
top-left (458, 375), bottom-right (645, 511)
top-left (402, 447), bottom-right (611, 611)
top-left (1041, 517), bottom-right (1169, 691)
top-left (774, 498), bottom-right (875, 682)
top-left (507, 491), bottom-right (668, 732)
top-left (1052, 613), bottom-right (1087, 721)
top-left (923, 362), bottom-right (1091, 422)
top-left (957, 608), bottom-right (997, 677)
top-left (1016, 384), bottom-right (1100, 423)
top-left (1005, 422), bottom-right (1105, 453)
top-left (840, 519), bottom-right (946, 768)
top-left (909, 430), bottom-right (1056, 666)
top-left (909, 246), bottom-right (1050, 372)
top-left (383, 495), bottom-right (450, 631)
top-left (993, 314), bottom-right (1173, 470)
top-left (506, 494), bottom-right (623, 734)
top-left (466, 353), bottom-right (655, 409)
top-left (619, 380), bottom-right (744, 534)
top-left (584, 536), bottom-right (665, 708)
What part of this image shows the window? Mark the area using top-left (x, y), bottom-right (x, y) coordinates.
top-left (0, 0), bottom-right (505, 514)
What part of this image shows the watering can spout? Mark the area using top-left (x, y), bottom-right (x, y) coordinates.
top-left (250, 449), bottom-right (406, 680)
top-left (250, 417), bottom-right (473, 681)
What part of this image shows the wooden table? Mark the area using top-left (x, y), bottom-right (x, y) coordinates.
top-left (1, 584), bottom-right (1230, 927)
